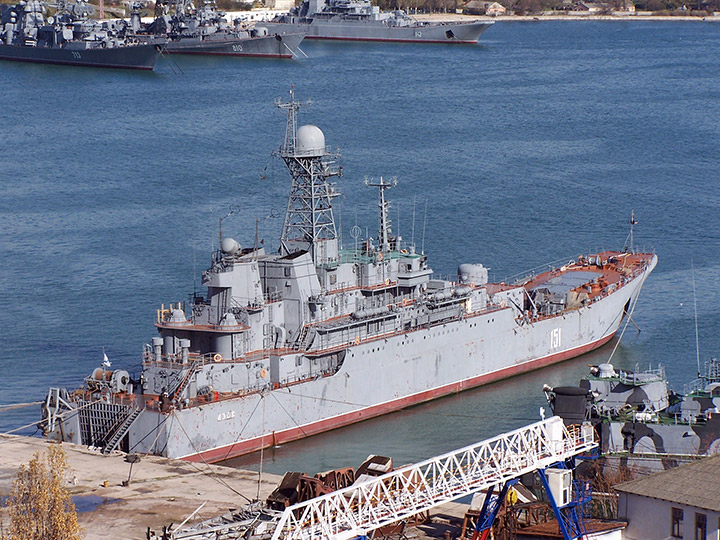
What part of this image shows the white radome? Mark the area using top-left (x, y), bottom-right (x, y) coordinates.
top-left (296, 124), bottom-right (325, 155)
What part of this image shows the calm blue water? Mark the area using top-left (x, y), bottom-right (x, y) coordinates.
top-left (1, 21), bottom-right (719, 476)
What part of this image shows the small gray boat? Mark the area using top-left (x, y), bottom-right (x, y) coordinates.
top-left (0, 0), bottom-right (160, 70)
top-left (132, 0), bottom-right (305, 58)
top-left (262, 0), bottom-right (493, 44)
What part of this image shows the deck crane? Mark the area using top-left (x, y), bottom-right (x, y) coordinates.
top-left (270, 416), bottom-right (596, 540)
top-left (162, 416), bottom-right (595, 540)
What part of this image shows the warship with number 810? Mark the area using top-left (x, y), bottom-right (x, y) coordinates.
top-left (262, 0), bottom-right (493, 44)
top-left (42, 91), bottom-right (657, 463)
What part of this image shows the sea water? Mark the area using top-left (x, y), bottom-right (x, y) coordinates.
top-left (0, 21), bottom-right (719, 476)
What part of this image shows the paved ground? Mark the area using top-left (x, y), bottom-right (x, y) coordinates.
top-left (0, 435), bottom-right (282, 540)
top-left (0, 434), bottom-right (470, 540)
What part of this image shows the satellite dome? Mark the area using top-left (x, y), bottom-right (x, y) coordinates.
top-left (170, 309), bottom-right (187, 323)
top-left (221, 237), bottom-right (240, 255)
top-left (220, 312), bottom-right (238, 326)
top-left (296, 125), bottom-right (325, 156)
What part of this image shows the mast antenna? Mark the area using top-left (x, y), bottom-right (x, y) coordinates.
top-left (411, 196), bottom-right (416, 251)
top-left (692, 262), bottom-right (700, 378)
top-left (275, 86), bottom-right (311, 157)
top-left (624, 210), bottom-right (638, 252)
top-left (364, 176), bottom-right (397, 253)
top-left (421, 199), bottom-right (428, 255)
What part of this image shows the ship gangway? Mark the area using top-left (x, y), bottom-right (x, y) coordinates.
top-left (270, 416), bottom-right (596, 540)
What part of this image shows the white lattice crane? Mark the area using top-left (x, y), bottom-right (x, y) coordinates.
top-left (163, 416), bottom-right (596, 540)
top-left (270, 416), bottom-right (596, 540)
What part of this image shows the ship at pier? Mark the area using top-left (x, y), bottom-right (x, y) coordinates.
top-left (42, 91), bottom-right (657, 463)
top-left (261, 0), bottom-right (493, 44)
top-left (0, 0), bottom-right (160, 70)
top-left (130, 0), bottom-right (305, 59)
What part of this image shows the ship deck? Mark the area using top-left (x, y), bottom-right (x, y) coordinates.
top-left (521, 251), bottom-right (651, 293)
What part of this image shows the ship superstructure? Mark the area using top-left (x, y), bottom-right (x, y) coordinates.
top-left (129, 0), bottom-right (305, 58)
top-left (42, 91), bottom-right (657, 462)
top-left (0, 0), bottom-right (160, 69)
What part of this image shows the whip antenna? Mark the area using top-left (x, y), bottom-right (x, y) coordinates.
top-left (692, 262), bottom-right (700, 378)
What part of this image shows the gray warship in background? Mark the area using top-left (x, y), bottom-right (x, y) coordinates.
top-left (130, 0), bottom-right (305, 58)
top-left (0, 0), bottom-right (160, 69)
top-left (262, 0), bottom-right (493, 43)
top-left (544, 359), bottom-right (720, 469)
top-left (42, 90), bottom-right (657, 463)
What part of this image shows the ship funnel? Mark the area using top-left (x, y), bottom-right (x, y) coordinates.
top-left (295, 125), bottom-right (325, 156)
top-left (458, 263), bottom-right (488, 286)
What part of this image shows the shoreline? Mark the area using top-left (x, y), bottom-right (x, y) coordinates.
top-left (412, 11), bottom-right (720, 21)
top-left (218, 7), bottom-right (720, 24)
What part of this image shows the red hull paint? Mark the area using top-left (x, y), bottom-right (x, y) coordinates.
top-left (182, 332), bottom-right (615, 463)
top-left (303, 35), bottom-right (477, 44)
top-left (165, 51), bottom-right (293, 58)
top-left (0, 56), bottom-right (155, 69)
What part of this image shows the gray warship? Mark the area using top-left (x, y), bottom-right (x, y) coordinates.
top-left (131, 0), bottom-right (305, 58)
top-left (0, 0), bottom-right (160, 70)
top-left (262, 0), bottom-right (493, 43)
top-left (42, 90), bottom-right (657, 463)
top-left (544, 359), bottom-right (720, 468)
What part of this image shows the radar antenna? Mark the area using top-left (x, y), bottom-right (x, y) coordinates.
top-left (276, 87), bottom-right (311, 157)
top-left (692, 261), bottom-right (700, 378)
top-left (364, 176), bottom-right (397, 253)
top-left (276, 88), bottom-right (342, 265)
top-left (624, 210), bottom-right (638, 253)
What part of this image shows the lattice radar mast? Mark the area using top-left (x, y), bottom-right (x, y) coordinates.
top-left (276, 89), bottom-right (342, 265)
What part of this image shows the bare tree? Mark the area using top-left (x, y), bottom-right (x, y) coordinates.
top-left (1, 445), bottom-right (82, 540)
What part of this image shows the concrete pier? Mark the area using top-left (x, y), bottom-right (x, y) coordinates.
top-left (0, 434), bottom-right (469, 540)
top-left (0, 434), bottom-right (282, 540)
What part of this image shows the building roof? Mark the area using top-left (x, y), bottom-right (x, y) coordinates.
top-left (614, 454), bottom-right (720, 512)
top-left (463, 0), bottom-right (505, 8)
top-left (516, 518), bottom-right (626, 538)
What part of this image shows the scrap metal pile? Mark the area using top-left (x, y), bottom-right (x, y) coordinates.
top-left (147, 417), bottom-right (597, 540)
top-left (147, 455), bottom-right (407, 540)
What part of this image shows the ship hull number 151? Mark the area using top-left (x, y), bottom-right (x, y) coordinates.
top-left (550, 328), bottom-right (562, 349)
